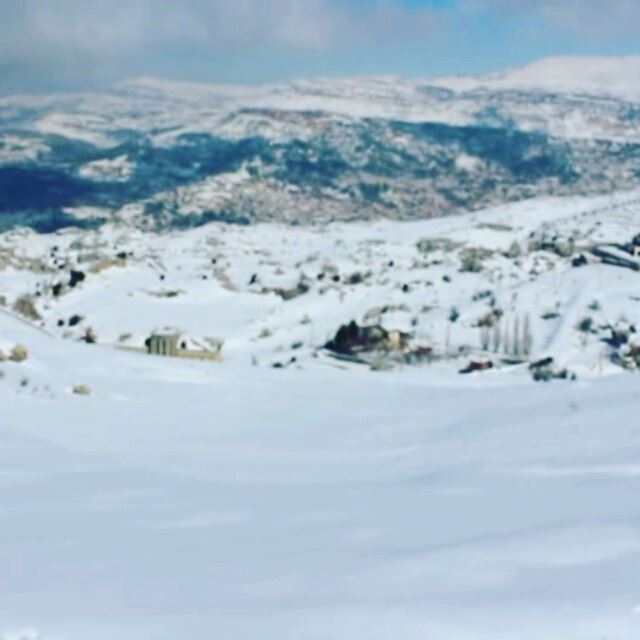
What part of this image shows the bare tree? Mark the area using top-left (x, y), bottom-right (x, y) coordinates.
top-left (503, 322), bottom-right (511, 357)
top-left (492, 321), bottom-right (501, 353)
top-left (513, 316), bottom-right (521, 356)
top-left (480, 325), bottom-right (490, 351)
top-left (522, 314), bottom-right (533, 356)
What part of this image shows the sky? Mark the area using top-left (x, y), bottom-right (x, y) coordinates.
top-left (1, 0), bottom-right (640, 94)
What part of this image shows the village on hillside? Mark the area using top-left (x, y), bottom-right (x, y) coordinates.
top-left (1, 191), bottom-right (640, 393)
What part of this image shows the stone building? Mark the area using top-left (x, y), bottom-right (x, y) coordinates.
top-left (146, 333), bottom-right (180, 356)
top-left (145, 331), bottom-right (222, 361)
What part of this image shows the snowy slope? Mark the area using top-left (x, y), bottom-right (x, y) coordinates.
top-left (2, 190), bottom-right (640, 376)
top-left (434, 55), bottom-right (640, 101)
top-left (69, 61), bottom-right (640, 143)
top-left (1, 297), bottom-right (640, 639)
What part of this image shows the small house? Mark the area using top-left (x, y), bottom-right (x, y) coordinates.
top-left (147, 332), bottom-right (179, 356)
top-left (145, 330), bottom-right (223, 361)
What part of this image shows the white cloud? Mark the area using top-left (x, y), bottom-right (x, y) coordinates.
top-left (0, 0), bottom-right (439, 62)
top-left (0, 1), bottom-right (443, 91)
top-left (5, 0), bottom-right (636, 92)
top-left (0, 1), bottom-right (205, 60)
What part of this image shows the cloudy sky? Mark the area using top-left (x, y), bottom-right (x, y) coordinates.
top-left (1, 0), bottom-right (640, 93)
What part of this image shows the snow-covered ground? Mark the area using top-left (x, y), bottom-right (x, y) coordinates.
top-left (1, 191), bottom-right (640, 638)
top-left (1, 285), bottom-right (640, 639)
top-left (433, 54), bottom-right (640, 102)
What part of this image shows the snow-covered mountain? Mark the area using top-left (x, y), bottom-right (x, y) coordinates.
top-left (434, 55), bottom-right (640, 102)
top-left (2, 55), bottom-right (640, 232)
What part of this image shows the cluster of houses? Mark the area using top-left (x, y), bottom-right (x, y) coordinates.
top-left (324, 321), bottom-right (409, 360)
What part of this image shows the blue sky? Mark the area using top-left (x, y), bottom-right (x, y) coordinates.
top-left (1, 0), bottom-right (640, 93)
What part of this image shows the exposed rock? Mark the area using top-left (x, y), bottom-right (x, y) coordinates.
top-left (403, 345), bottom-right (434, 365)
top-left (529, 235), bottom-right (577, 258)
top-left (530, 356), bottom-right (555, 370)
top-left (603, 322), bottom-right (636, 348)
top-left (460, 359), bottom-right (494, 374)
top-left (503, 241), bottom-right (522, 259)
top-left (267, 281), bottom-right (310, 301)
top-left (459, 247), bottom-right (494, 273)
top-left (363, 304), bottom-right (410, 322)
top-left (89, 257), bottom-right (127, 274)
top-left (82, 327), bottom-right (97, 344)
top-left (416, 238), bottom-right (461, 254)
top-left (272, 356), bottom-right (297, 369)
top-left (69, 314), bottom-right (84, 327)
top-left (532, 367), bottom-right (573, 382)
top-left (612, 344), bottom-right (640, 370)
top-left (346, 272), bottom-right (366, 285)
top-left (12, 295), bottom-right (41, 321)
top-left (72, 384), bottom-right (92, 396)
top-left (529, 357), bottom-right (575, 381)
top-left (9, 344), bottom-right (28, 362)
top-left (69, 270), bottom-right (86, 288)
top-left (572, 254), bottom-right (588, 267)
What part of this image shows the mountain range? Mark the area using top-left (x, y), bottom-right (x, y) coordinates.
top-left (1, 54), bottom-right (640, 232)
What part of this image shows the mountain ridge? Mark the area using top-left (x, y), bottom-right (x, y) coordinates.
top-left (431, 54), bottom-right (640, 101)
top-left (116, 54), bottom-right (640, 103)
top-left (1, 54), bottom-right (640, 232)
